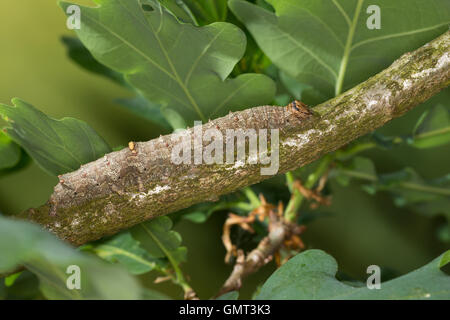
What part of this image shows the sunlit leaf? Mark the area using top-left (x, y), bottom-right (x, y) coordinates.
top-left (0, 131), bottom-right (20, 170)
top-left (4, 271), bottom-right (22, 287)
top-left (0, 271), bottom-right (41, 300)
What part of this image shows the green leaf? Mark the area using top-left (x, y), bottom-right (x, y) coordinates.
top-left (412, 104), bottom-right (450, 149)
top-left (369, 168), bottom-right (450, 206)
top-left (175, 198), bottom-right (254, 224)
top-left (177, 202), bottom-right (220, 224)
top-left (181, 211), bottom-right (209, 223)
top-left (184, 0), bottom-right (228, 25)
top-left (279, 71), bottom-right (327, 105)
top-left (0, 271), bottom-right (41, 300)
top-left (229, 0), bottom-right (450, 98)
top-left (216, 291), bottom-right (239, 300)
top-left (0, 99), bottom-right (111, 176)
top-left (160, 107), bottom-right (187, 130)
top-left (60, 0), bottom-right (275, 124)
top-left (256, 249), bottom-right (450, 299)
top-left (115, 96), bottom-right (171, 129)
top-left (414, 198), bottom-right (450, 218)
top-left (440, 251), bottom-right (450, 268)
top-left (131, 216), bottom-right (187, 264)
top-left (61, 36), bottom-right (126, 86)
top-left (333, 158), bottom-right (450, 206)
top-left (141, 287), bottom-right (172, 300)
top-left (351, 156), bottom-right (376, 176)
top-left (90, 232), bottom-right (165, 275)
top-left (4, 271), bottom-right (23, 287)
top-left (0, 131), bottom-right (21, 170)
top-left (0, 216), bottom-right (141, 299)
top-left (158, 0), bottom-right (199, 25)
top-left (333, 156), bottom-right (376, 187)
top-left (61, 36), bottom-right (173, 129)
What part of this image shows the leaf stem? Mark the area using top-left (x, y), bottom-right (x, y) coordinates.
top-left (286, 171), bottom-right (295, 193)
top-left (414, 126), bottom-right (450, 140)
top-left (339, 169), bottom-right (450, 196)
top-left (242, 187), bottom-right (261, 208)
top-left (335, 0), bottom-right (363, 96)
top-left (337, 126), bottom-right (450, 159)
top-left (140, 224), bottom-right (193, 295)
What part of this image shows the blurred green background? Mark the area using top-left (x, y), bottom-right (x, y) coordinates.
top-left (0, 0), bottom-right (448, 299)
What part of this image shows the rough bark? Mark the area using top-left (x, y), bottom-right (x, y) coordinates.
top-left (18, 31), bottom-right (450, 247)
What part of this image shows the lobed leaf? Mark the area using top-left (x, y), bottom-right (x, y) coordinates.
top-left (0, 99), bottom-right (111, 176)
top-left (115, 96), bottom-right (171, 129)
top-left (61, 36), bottom-right (126, 86)
top-left (256, 249), bottom-right (450, 299)
top-left (89, 232), bottom-right (165, 275)
top-left (60, 0), bottom-right (275, 124)
top-left (62, 36), bottom-right (172, 129)
top-left (230, 0), bottom-right (450, 98)
top-left (131, 216), bottom-right (187, 265)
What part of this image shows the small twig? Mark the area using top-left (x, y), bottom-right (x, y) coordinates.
top-left (184, 288), bottom-right (199, 300)
top-left (217, 199), bottom-right (305, 297)
top-left (217, 221), bottom-right (287, 297)
top-left (292, 179), bottom-right (331, 207)
top-left (285, 155), bottom-right (333, 220)
top-left (222, 194), bottom-right (275, 262)
top-left (154, 275), bottom-right (172, 284)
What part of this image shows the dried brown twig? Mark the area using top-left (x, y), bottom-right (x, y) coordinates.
top-left (293, 176), bottom-right (332, 209)
top-left (217, 195), bottom-right (306, 297)
top-left (217, 168), bottom-right (337, 297)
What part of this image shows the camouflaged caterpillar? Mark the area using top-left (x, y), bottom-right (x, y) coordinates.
top-left (46, 100), bottom-right (314, 217)
top-left (287, 100), bottom-right (313, 120)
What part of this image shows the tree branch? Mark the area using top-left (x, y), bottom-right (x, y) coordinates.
top-left (18, 31), bottom-right (450, 247)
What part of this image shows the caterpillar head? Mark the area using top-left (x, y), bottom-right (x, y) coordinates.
top-left (288, 100), bottom-right (313, 120)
